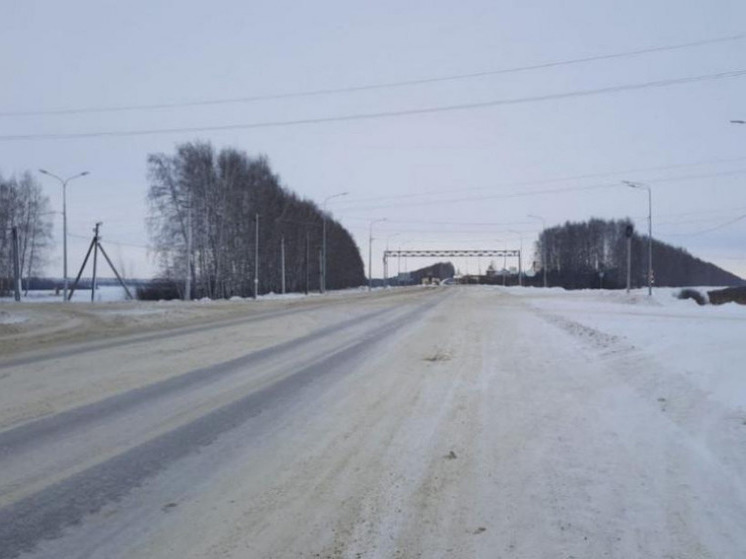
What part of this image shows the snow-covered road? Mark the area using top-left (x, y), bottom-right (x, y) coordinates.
top-left (0, 286), bottom-right (744, 558)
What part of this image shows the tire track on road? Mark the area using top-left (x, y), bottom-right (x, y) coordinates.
top-left (0, 290), bottom-right (451, 559)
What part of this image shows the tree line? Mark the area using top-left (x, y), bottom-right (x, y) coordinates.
top-left (0, 172), bottom-right (53, 296)
top-left (534, 218), bottom-right (742, 289)
top-left (146, 141), bottom-right (365, 299)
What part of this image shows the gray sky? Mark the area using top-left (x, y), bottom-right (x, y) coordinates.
top-left (2, 0), bottom-right (745, 280)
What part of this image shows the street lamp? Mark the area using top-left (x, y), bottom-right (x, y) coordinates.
top-left (368, 218), bottom-right (387, 291)
top-left (527, 214), bottom-right (547, 287)
top-left (623, 181), bottom-right (653, 296)
top-left (322, 191), bottom-right (348, 293)
top-left (397, 239), bottom-right (411, 277)
top-left (508, 230), bottom-right (524, 286)
top-left (38, 169), bottom-right (89, 301)
top-left (383, 233), bottom-right (401, 288)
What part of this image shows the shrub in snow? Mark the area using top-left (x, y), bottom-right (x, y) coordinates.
top-left (676, 288), bottom-right (707, 306)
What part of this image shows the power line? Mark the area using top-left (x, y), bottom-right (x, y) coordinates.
top-left (334, 157), bottom-right (746, 209)
top-left (335, 168), bottom-right (746, 213)
top-left (661, 214), bottom-right (746, 237)
top-left (68, 232), bottom-right (150, 250)
top-left (3, 33), bottom-right (743, 118)
top-left (2, 68), bottom-right (746, 142)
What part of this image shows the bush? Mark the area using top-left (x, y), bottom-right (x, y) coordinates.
top-left (677, 288), bottom-right (707, 306)
top-left (707, 286), bottom-right (746, 305)
top-left (136, 279), bottom-right (183, 301)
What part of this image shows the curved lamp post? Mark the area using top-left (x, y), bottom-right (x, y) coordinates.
top-left (39, 169), bottom-right (90, 301)
top-left (322, 191), bottom-right (348, 293)
top-left (623, 181), bottom-right (653, 296)
top-left (368, 218), bottom-right (387, 291)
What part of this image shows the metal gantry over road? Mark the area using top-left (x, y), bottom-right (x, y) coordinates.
top-left (382, 249), bottom-right (521, 284)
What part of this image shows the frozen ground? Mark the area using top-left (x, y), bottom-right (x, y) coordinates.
top-left (0, 285), bottom-right (744, 558)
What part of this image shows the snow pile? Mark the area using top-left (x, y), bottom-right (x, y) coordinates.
top-left (498, 285), bottom-right (746, 410)
top-left (0, 310), bottom-right (28, 325)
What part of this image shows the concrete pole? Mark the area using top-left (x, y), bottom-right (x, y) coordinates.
top-left (509, 230), bottom-right (523, 286)
top-left (62, 182), bottom-right (68, 301)
top-left (305, 231), bottom-right (310, 295)
top-left (322, 217), bottom-right (326, 293)
top-left (185, 192), bottom-right (192, 301)
top-left (254, 213), bottom-right (260, 300)
top-left (368, 218), bottom-right (386, 291)
top-left (502, 241), bottom-right (507, 287)
top-left (11, 227), bottom-right (21, 302)
top-left (647, 187), bottom-right (653, 297)
top-left (368, 233), bottom-right (373, 292)
top-left (623, 181), bottom-right (653, 296)
top-left (527, 215), bottom-right (547, 287)
top-left (321, 192), bottom-right (348, 294)
top-left (280, 235), bottom-right (286, 295)
top-left (626, 236), bottom-right (632, 293)
top-left (38, 170), bottom-right (89, 302)
top-left (318, 247), bottom-right (323, 294)
top-left (91, 222), bottom-right (101, 302)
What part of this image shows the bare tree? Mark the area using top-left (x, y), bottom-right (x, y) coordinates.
top-left (0, 172), bottom-right (53, 295)
top-left (146, 141), bottom-right (365, 299)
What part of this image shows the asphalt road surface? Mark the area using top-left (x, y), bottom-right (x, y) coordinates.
top-left (1, 286), bottom-right (744, 558)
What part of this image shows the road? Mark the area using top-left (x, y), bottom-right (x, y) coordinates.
top-left (1, 286), bottom-right (745, 558)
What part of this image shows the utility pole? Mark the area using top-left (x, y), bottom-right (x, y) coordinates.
top-left (623, 181), bottom-right (653, 296)
top-left (91, 222), bottom-right (101, 302)
top-left (280, 235), bottom-right (286, 294)
top-left (185, 191), bottom-right (192, 301)
top-left (11, 227), bottom-right (21, 302)
top-left (527, 215), bottom-right (547, 287)
top-left (254, 213), bottom-right (260, 300)
top-left (626, 225), bottom-right (633, 293)
top-left (318, 248), bottom-right (323, 294)
top-left (321, 192), bottom-right (348, 294)
top-left (368, 234), bottom-right (373, 291)
top-left (509, 230), bottom-right (523, 286)
top-left (502, 241), bottom-right (507, 287)
top-left (305, 231), bottom-right (310, 295)
top-left (368, 218), bottom-right (386, 291)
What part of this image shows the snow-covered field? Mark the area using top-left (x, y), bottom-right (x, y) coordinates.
top-left (0, 285), bottom-right (135, 304)
top-left (1, 285), bottom-right (745, 558)
top-left (502, 285), bottom-right (746, 409)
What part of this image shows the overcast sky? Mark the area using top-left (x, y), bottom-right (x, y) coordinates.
top-left (2, 0), bottom-right (745, 281)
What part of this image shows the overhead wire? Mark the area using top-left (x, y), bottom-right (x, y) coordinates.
top-left (333, 168), bottom-right (746, 213)
top-left (332, 155), bottom-right (746, 206)
top-left (2, 69), bottom-right (746, 142)
top-left (660, 214), bottom-right (746, 237)
top-left (2, 32), bottom-right (744, 118)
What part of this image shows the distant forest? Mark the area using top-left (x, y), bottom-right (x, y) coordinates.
top-left (534, 218), bottom-right (742, 289)
top-left (146, 142), bottom-right (365, 299)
